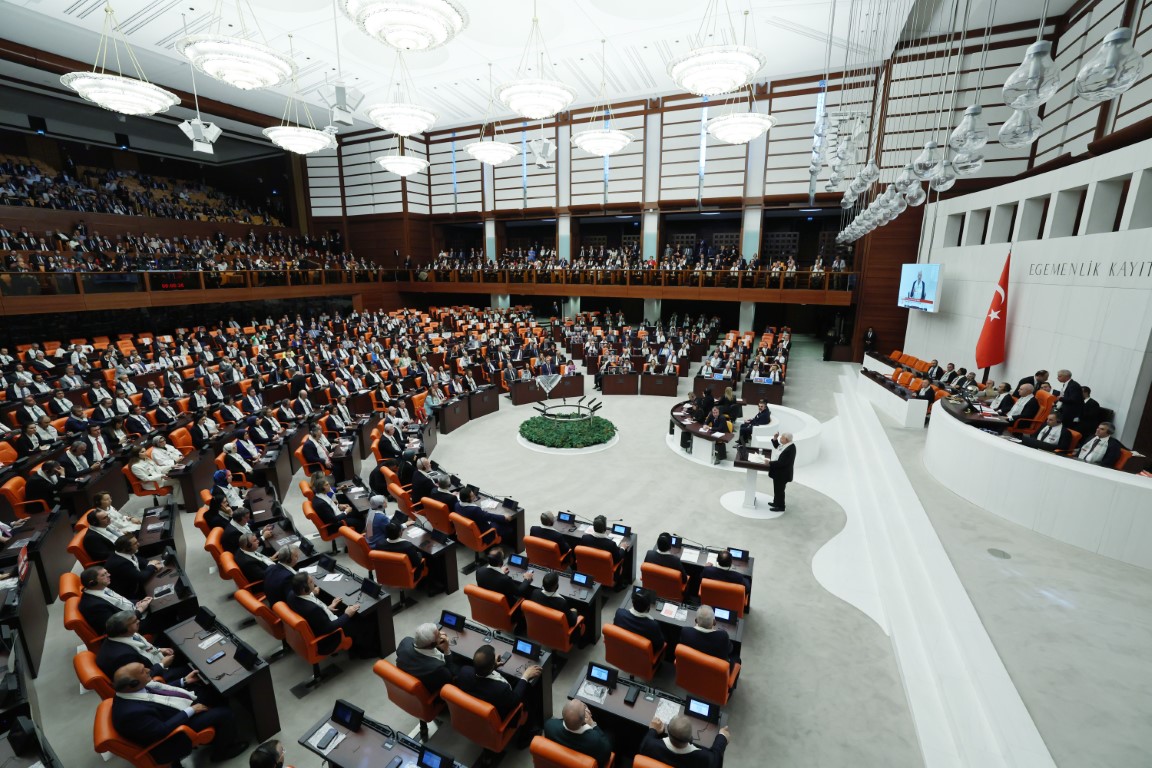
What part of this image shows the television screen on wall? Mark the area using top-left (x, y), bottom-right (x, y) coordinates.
top-left (897, 263), bottom-right (942, 312)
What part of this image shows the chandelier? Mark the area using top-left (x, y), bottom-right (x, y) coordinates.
top-left (263, 37), bottom-right (335, 155)
top-left (571, 40), bottom-right (632, 157)
top-left (364, 51), bottom-right (437, 136)
top-left (466, 63), bottom-right (520, 165)
top-left (707, 85), bottom-right (776, 144)
top-left (177, 0), bottom-right (295, 90)
top-left (670, 4), bottom-right (765, 96)
top-left (498, 0), bottom-right (576, 120)
top-left (341, 0), bottom-right (467, 50)
top-left (376, 137), bottom-right (429, 176)
top-left (61, 5), bottom-right (179, 116)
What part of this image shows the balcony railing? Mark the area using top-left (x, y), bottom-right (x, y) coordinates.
top-left (0, 268), bottom-right (397, 297)
top-left (399, 268), bottom-right (857, 291)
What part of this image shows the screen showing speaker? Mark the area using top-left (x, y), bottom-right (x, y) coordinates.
top-left (897, 263), bottom-right (943, 312)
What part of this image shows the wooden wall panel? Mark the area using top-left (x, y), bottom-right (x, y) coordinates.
top-left (852, 205), bottom-right (924, 359)
top-left (345, 215), bottom-right (407, 266)
top-left (0, 208), bottom-right (296, 240)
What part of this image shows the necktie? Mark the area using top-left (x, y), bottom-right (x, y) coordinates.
top-left (146, 682), bottom-right (194, 700)
top-left (94, 439), bottom-right (105, 459)
top-left (1038, 427), bottom-right (1049, 442)
top-left (1082, 437), bottom-right (1098, 458)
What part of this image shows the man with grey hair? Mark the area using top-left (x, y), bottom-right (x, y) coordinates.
top-left (396, 622), bottom-right (458, 696)
top-left (679, 605), bottom-right (740, 671)
top-left (638, 714), bottom-right (730, 767)
top-left (1054, 369), bottom-right (1084, 424)
top-left (542, 699), bottom-right (613, 767)
top-left (96, 610), bottom-right (199, 688)
top-left (1077, 421), bottom-right (1122, 466)
top-left (768, 431), bottom-right (796, 512)
top-left (263, 545), bottom-right (302, 605)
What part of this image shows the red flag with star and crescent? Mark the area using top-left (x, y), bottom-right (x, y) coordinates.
top-left (975, 252), bottom-right (1011, 369)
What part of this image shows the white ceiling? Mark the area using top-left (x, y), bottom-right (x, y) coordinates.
top-left (907, 0), bottom-right (1077, 39)
top-left (0, 0), bottom-right (919, 134)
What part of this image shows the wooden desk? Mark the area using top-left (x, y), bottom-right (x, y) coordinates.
top-left (144, 556), bottom-right (199, 629)
top-left (443, 618), bottom-right (554, 722)
top-left (135, 505), bottom-right (185, 563)
top-left (857, 370), bottom-right (929, 429)
top-left (253, 443), bottom-right (293, 500)
top-left (601, 373), bottom-right (639, 396)
top-left (0, 569), bottom-right (48, 678)
top-left (741, 378), bottom-right (785, 406)
top-left (475, 494), bottom-right (526, 552)
top-left (550, 375), bottom-right (585, 400)
top-left (937, 398), bottom-right (1011, 433)
top-left (668, 401), bottom-right (734, 464)
top-left (403, 525), bottom-right (460, 595)
top-left (166, 448), bottom-right (219, 514)
top-left (692, 375), bottom-right (735, 397)
top-left (640, 373), bottom-right (679, 397)
top-left (439, 398), bottom-right (470, 435)
top-left (300, 558), bottom-right (396, 658)
top-left (0, 510), bottom-right (70, 605)
top-left (300, 715), bottom-right (467, 768)
top-left (352, 412), bottom-right (380, 461)
top-left (666, 543), bottom-right (755, 603)
top-left (60, 459), bottom-right (128, 521)
top-left (538, 518), bottom-right (638, 587)
top-left (509, 378), bottom-right (546, 406)
top-left (165, 616), bottom-right (280, 741)
top-left (331, 440), bottom-right (362, 484)
top-left (619, 591), bottom-right (744, 649)
top-left (467, 386), bottom-right (500, 419)
top-left (507, 562), bottom-right (604, 641)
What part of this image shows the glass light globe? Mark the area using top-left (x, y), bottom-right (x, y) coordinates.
top-left (905, 182), bottom-right (927, 206)
top-left (911, 141), bottom-right (941, 179)
top-left (948, 105), bottom-right (989, 151)
top-left (952, 151), bottom-right (985, 176)
top-left (859, 160), bottom-right (881, 184)
top-left (893, 164), bottom-right (915, 193)
top-left (1003, 40), bottom-right (1060, 109)
top-left (829, 172), bottom-right (844, 186)
top-left (1075, 27), bottom-right (1144, 101)
top-left (836, 139), bottom-right (853, 161)
top-left (840, 194), bottom-right (856, 210)
top-left (890, 190), bottom-right (909, 214)
top-left (849, 176), bottom-right (869, 195)
top-left (877, 184), bottom-right (899, 209)
top-left (929, 160), bottom-right (957, 192)
top-left (999, 108), bottom-right (1043, 149)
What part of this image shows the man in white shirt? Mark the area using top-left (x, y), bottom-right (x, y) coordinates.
top-left (1077, 422), bottom-right (1122, 466)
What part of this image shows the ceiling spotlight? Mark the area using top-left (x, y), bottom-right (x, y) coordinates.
top-left (179, 118), bottom-right (222, 154)
top-left (319, 81), bottom-right (365, 126)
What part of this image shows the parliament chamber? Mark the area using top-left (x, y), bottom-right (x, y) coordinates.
top-left (4, 0), bottom-right (1152, 766)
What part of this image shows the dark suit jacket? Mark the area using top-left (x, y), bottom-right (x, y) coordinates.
top-left (24, 473), bottom-right (62, 507)
top-left (531, 589), bottom-right (578, 627)
top-left (78, 592), bottom-right (134, 634)
top-left (528, 525), bottom-right (571, 555)
top-left (700, 565), bottom-right (750, 591)
top-left (1057, 379), bottom-right (1084, 423)
top-left (104, 552), bottom-right (157, 600)
top-left (644, 550), bottom-right (687, 579)
top-left (234, 549), bottom-right (270, 585)
top-left (1010, 396), bottom-right (1040, 427)
top-left (285, 593), bottom-right (350, 655)
top-left (310, 494), bottom-right (347, 536)
top-left (679, 625), bottom-right (735, 663)
top-left (429, 489), bottom-right (458, 512)
top-left (1076, 398), bottom-right (1102, 431)
top-left (542, 718), bottom-right (614, 767)
top-left (376, 538), bottom-right (427, 569)
top-left (263, 563), bottom-right (295, 604)
top-left (454, 665), bottom-right (529, 720)
top-left (579, 532), bottom-right (624, 564)
top-left (1027, 425), bottom-right (1072, 452)
top-left (768, 440), bottom-right (796, 482)
top-left (395, 636), bottom-right (456, 695)
top-left (993, 394), bottom-right (1016, 416)
top-left (83, 529), bottom-right (117, 562)
top-left (637, 727), bottom-right (728, 768)
top-left (96, 637), bottom-right (179, 681)
top-left (476, 566), bottom-right (533, 605)
top-left (411, 471), bottom-right (435, 502)
top-left (612, 607), bottom-right (665, 653)
top-left (301, 439), bottom-right (328, 468)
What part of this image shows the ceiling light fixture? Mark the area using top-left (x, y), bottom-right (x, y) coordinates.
top-left (177, 14), bottom-right (222, 154)
top-left (707, 84), bottom-right (777, 144)
top-left (669, 3), bottom-right (765, 96)
top-left (466, 64), bottom-right (520, 165)
top-left (319, 0), bottom-right (364, 126)
top-left (375, 137), bottom-right (429, 176)
top-left (61, 4), bottom-right (179, 116)
top-left (177, 0), bottom-right (295, 90)
top-left (341, 0), bottom-right (467, 51)
top-left (571, 40), bottom-right (632, 157)
top-left (1074, 27), bottom-right (1144, 101)
top-left (262, 36), bottom-right (335, 155)
top-left (364, 51), bottom-right (437, 136)
top-left (498, 0), bottom-right (576, 120)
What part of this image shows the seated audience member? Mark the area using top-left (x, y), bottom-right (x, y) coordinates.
top-left (455, 486), bottom-right (514, 543)
top-left (150, 435), bottom-right (184, 470)
top-left (221, 507), bottom-right (274, 554)
top-left (1006, 383), bottom-right (1038, 429)
top-left (679, 605), bottom-right (740, 667)
top-left (638, 715), bottom-right (730, 768)
top-left (737, 400), bottom-right (772, 445)
top-left (1077, 422), bottom-right (1122, 466)
top-left (24, 460), bottom-right (65, 508)
top-left (938, 363), bottom-right (959, 385)
top-left (643, 532), bottom-right (688, 585)
top-left (374, 521), bottom-right (430, 571)
top-left (111, 662), bottom-right (248, 764)
top-left (579, 515), bottom-right (631, 573)
top-left (476, 548), bottom-right (534, 604)
top-left (395, 622), bottom-right (460, 695)
top-left (249, 740), bottom-right (289, 768)
top-left (78, 565), bottom-right (154, 634)
top-left (702, 406), bottom-right (730, 433)
top-left (531, 571), bottom-right (586, 642)
top-left (1021, 412), bottom-right (1072, 453)
top-left (455, 644), bottom-right (543, 720)
top-left (428, 477), bottom-right (459, 511)
top-left (96, 610), bottom-right (197, 686)
top-left (925, 359), bottom-right (942, 380)
top-left (105, 534), bottom-right (163, 600)
top-left (62, 440), bottom-right (97, 479)
top-left (543, 699), bottom-right (614, 768)
top-left (83, 509), bottom-right (121, 562)
top-left (700, 550), bottom-right (751, 591)
top-left (529, 511), bottom-right (572, 557)
top-left (309, 475), bottom-right (361, 536)
top-left (129, 446), bottom-right (183, 504)
top-left (410, 457), bottom-right (436, 501)
top-left (302, 424), bottom-right (343, 482)
top-left (612, 589), bottom-right (665, 654)
top-left (988, 383), bottom-right (1014, 415)
top-left (263, 545), bottom-right (303, 605)
top-left (285, 572), bottom-right (362, 655)
top-left (235, 533), bottom-right (277, 584)
top-left (93, 490), bottom-right (141, 535)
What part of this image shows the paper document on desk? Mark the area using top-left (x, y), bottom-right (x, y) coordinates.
top-left (197, 633), bottom-right (223, 650)
top-left (306, 727), bottom-right (346, 755)
top-left (322, 573), bottom-right (343, 582)
top-left (147, 522), bottom-right (165, 531)
top-left (680, 547), bottom-right (702, 562)
top-left (660, 603), bottom-right (679, 619)
top-left (579, 680), bottom-right (608, 704)
top-left (654, 697), bottom-right (681, 724)
top-left (299, 565), bottom-right (319, 574)
top-left (746, 453), bottom-right (767, 464)
top-left (480, 499), bottom-right (499, 510)
top-left (609, 534), bottom-right (624, 546)
top-left (712, 431), bottom-right (726, 437)
top-left (405, 526), bottom-right (424, 539)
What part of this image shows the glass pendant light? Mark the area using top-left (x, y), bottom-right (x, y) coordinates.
top-left (890, 189), bottom-right (909, 214)
top-left (952, 151), bottom-right (985, 176)
top-left (948, 105), bottom-right (989, 151)
top-left (1074, 27), bottom-right (1144, 102)
top-left (840, 193), bottom-right (856, 209)
top-left (829, 171), bottom-right (844, 187)
top-left (859, 160), bottom-right (881, 184)
top-left (929, 159), bottom-right (957, 192)
top-left (998, 108), bottom-right (1043, 148)
top-left (1002, 40), bottom-right (1060, 109)
top-left (905, 182), bottom-right (927, 206)
top-left (877, 184), bottom-right (900, 209)
top-left (848, 176), bottom-right (869, 196)
top-left (911, 141), bottom-right (941, 180)
top-left (893, 164), bottom-right (916, 193)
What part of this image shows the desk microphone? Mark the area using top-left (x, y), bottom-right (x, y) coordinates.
top-left (675, 533), bottom-right (708, 550)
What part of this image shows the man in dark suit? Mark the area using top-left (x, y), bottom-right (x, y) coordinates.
top-left (637, 714), bottom-right (730, 768)
top-left (455, 487), bottom-right (514, 543)
top-left (110, 662), bottom-right (247, 765)
top-left (1077, 421), bottom-right (1123, 466)
top-left (285, 573), bottom-right (360, 655)
top-left (737, 400), bottom-right (772, 445)
top-left (374, 522), bottom-right (429, 576)
top-left (263, 545), bottom-right (302, 605)
top-left (235, 533), bottom-right (276, 585)
top-left (1006, 384), bottom-right (1040, 430)
top-left (1054, 369), bottom-right (1084, 424)
top-left (83, 509), bottom-right (121, 562)
top-left (476, 549), bottom-right (535, 606)
top-left (62, 440), bottom-right (96, 479)
top-left (105, 534), bottom-right (163, 600)
top-left (768, 432), bottom-right (796, 512)
top-left (579, 515), bottom-right (630, 577)
top-left (700, 551), bottom-right (751, 592)
top-left (78, 565), bottom-right (155, 634)
top-left (410, 457), bottom-right (436, 502)
top-left (428, 477), bottom-right (459, 512)
top-left (679, 605), bottom-right (740, 668)
top-left (644, 532), bottom-right (688, 586)
top-left (925, 359), bottom-right (942, 380)
top-left (612, 590), bottom-right (665, 654)
top-left (1021, 412), bottom-right (1072, 453)
top-left (542, 699), bottom-right (613, 768)
top-left (395, 623), bottom-right (459, 695)
top-left (455, 644), bottom-right (542, 720)
top-left (24, 461), bottom-right (65, 508)
top-left (531, 571), bottom-right (586, 642)
top-left (528, 511), bottom-right (572, 558)
top-left (1073, 386), bottom-right (1102, 434)
top-left (96, 610), bottom-right (195, 685)
top-left (65, 404), bottom-right (91, 434)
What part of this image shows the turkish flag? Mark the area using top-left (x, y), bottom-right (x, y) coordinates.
top-left (975, 252), bottom-right (1011, 369)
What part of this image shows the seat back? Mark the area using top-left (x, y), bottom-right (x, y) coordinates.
top-left (374, 549), bottom-right (422, 590)
top-left (203, 527), bottom-right (225, 567)
top-left (218, 551), bottom-right (259, 592)
top-left (574, 545), bottom-right (616, 588)
top-left (122, 464), bottom-right (169, 498)
top-left (0, 476), bottom-right (43, 519)
top-left (529, 735), bottom-right (606, 768)
top-left (700, 578), bottom-right (748, 618)
top-left (1115, 447), bottom-right (1134, 470)
top-left (93, 697), bottom-right (215, 768)
top-left (632, 757), bottom-right (676, 768)
top-left (522, 600), bottom-right (578, 653)
top-left (235, 589), bottom-right (284, 640)
top-left (303, 499), bottom-right (339, 542)
top-left (387, 482), bottom-right (421, 521)
top-left (340, 525), bottom-right (374, 574)
top-left (68, 528), bottom-right (102, 567)
top-left (1064, 429), bottom-right (1082, 455)
top-left (298, 480), bottom-right (314, 500)
top-left (74, 650), bottom-right (115, 699)
top-left (603, 624), bottom-right (661, 681)
top-left (193, 506), bottom-right (210, 536)
top-left (419, 497), bottom-right (455, 535)
top-left (373, 659), bottom-right (443, 723)
top-left (674, 643), bottom-right (735, 706)
top-left (641, 562), bottom-right (685, 602)
top-left (168, 427), bottom-right (193, 453)
top-left (59, 571), bottom-right (83, 601)
top-left (463, 583), bottom-right (518, 632)
top-left (63, 595), bottom-right (105, 650)
top-left (440, 683), bottom-right (522, 753)
top-left (273, 601), bottom-right (348, 664)
top-left (450, 512), bottom-right (500, 553)
top-left (524, 535), bottom-right (568, 571)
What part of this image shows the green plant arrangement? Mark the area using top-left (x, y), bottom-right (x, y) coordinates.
top-left (519, 415), bottom-right (617, 449)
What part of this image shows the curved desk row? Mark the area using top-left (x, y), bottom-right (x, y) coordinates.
top-left (669, 401), bottom-right (734, 465)
top-left (925, 403), bottom-right (1152, 570)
